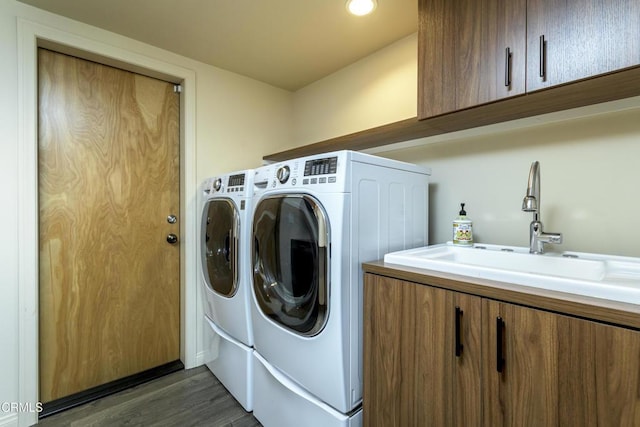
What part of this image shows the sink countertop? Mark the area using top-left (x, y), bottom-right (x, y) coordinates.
top-left (363, 259), bottom-right (640, 330)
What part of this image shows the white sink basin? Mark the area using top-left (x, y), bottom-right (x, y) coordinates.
top-left (384, 243), bottom-right (640, 304)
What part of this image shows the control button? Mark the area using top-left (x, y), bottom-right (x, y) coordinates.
top-left (328, 176), bottom-right (337, 183)
top-left (319, 177), bottom-right (327, 184)
top-left (310, 178), bottom-right (317, 184)
top-left (277, 165), bottom-right (291, 184)
top-left (303, 179), bottom-right (309, 185)
top-left (213, 178), bottom-right (222, 192)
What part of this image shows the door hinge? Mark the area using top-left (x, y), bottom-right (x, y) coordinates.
top-left (173, 84), bottom-right (182, 93)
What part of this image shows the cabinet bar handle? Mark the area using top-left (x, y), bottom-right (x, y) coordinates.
top-left (455, 306), bottom-right (464, 357)
top-left (504, 47), bottom-right (512, 88)
top-left (496, 316), bottom-right (505, 373)
top-left (539, 35), bottom-right (546, 79)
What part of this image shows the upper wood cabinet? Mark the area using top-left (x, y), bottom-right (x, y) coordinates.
top-left (527, 0), bottom-right (640, 92)
top-left (419, 0), bottom-right (640, 120)
top-left (265, 0), bottom-right (640, 162)
top-left (418, 0), bottom-right (526, 118)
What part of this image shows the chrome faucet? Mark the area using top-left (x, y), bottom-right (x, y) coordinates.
top-left (522, 161), bottom-right (562, 254)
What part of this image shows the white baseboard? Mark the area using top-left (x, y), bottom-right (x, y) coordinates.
top-left (194, 350), bottom-right (206, 368)
top-left (0, 413), bottom-right (18, 427)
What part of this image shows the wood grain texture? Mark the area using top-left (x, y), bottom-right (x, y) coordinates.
top-left (364, 273), bottom-right (453, 426)
top-left (527, 0), bottom-right (640, 92)
top-left (38, 49), bottom-right (180, 402)
top-left (452, 293), bottom-right (482, 427)
top-left (483, 0), bottom-right (526, 100)
top-left (38, 366), bottom-right (261, 427)
top-left (558, 315), bottom-right (640, 426)
top-left (363, 261), bottom-right (640, 330)
top-left (418, 0), bottom-right (526, 119)
top-left (365, 269), bottom-right (640, 426)
top-left (482, 300), bottom-right (559, 426)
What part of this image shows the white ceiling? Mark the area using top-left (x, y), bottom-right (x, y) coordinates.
top-left (18, 0), bottom-right (418, 91)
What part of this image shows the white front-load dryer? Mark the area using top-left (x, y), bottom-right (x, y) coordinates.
top-left (250, 151), bottom-right (430, 427)
top-left (200, 169), bottom-right (255, 411)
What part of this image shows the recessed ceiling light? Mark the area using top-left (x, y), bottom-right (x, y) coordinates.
top-left (346, 0), bottom-right (377, 16)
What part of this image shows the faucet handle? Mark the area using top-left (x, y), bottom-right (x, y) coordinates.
top-left (543, 232), bottom-right (562, 244)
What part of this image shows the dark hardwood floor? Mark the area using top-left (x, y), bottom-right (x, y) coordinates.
top-left (37, 366), bottom-right (262, 427)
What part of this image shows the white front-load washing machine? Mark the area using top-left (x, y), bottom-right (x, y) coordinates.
top-left (250, 151), bottom-right (430, 427)
top-left (200, 169), bottom-right (255, 411)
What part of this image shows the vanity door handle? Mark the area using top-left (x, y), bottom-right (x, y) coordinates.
top-left (455, 306), bottom-right (464, 357)
top-left (496, 316), bottom-right (505, 373)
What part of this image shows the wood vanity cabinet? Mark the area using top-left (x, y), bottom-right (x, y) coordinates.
top-left (363, 273), bottom-right (640, 427)
top-left (418, 0), bottom-right (640, 120)
top-left (363, 273), bottom-right (482, 426)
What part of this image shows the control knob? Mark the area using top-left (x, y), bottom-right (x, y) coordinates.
top-left (213, 178), bottom-right (222, 192)
top-left (276, 165), bottom-right (290, 184)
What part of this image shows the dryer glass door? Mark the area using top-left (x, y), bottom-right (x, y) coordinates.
top-left (253, 194), bottom-right (329, 336)
top-left (202, 199), bottom-right (239, 297)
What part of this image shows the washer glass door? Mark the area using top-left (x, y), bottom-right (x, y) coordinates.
top-left (202, 199), bottom-right (239, 297)
top-left (253, 194), bottom-right (329, 336)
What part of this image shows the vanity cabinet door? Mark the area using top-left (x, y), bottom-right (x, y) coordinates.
top-left (556, 315), bottom-right (640, 426)
top-left (418, 0), bottom-right (526, 119)
top-left (363, 274), bottom-right (481, 427)
top-left (483, 299), bottom-right (640, 426)
top-left (482, 300), bottom-right (559, 426)
top-left (526, 0), bottom-right (640, 92)
top-left (451, 292), bottom-right (482, 426)
top-left (363, 274), bottom-right (450, 426)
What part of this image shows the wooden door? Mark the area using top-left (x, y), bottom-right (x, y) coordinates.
top-left (418, 0), bottom-right (526, 119)
top-left (527, 0), bottom-right (640, 92)
top-left (482, 300), bottom-right (559, 426)
top-left (38, 49), bottom-right (180, 403)
top-left (451, 292), bottom-right (482, 427)
top-left (363, 274), bottom-right (450, 426)
top-left (556, 314), bottom-right (640, 426)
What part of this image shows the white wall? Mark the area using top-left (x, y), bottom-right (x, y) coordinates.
top-left (291, 32), bottom-right (640, 258)
top-left (0, 1), bottom-right (292, 425)
top-left (291, 33), bottom-right (417, 145)
top-left (383, 108), bottom-right (640, 257)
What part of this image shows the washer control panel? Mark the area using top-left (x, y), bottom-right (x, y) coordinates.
top-left (302, 156), bottom-right (338, 186)
top-left (271, 155), bottom-right (342, 190)
top-left (210, 172), bottom-right (248, 196)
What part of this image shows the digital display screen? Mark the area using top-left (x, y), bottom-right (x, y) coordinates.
top-left (304, 157), bottom-right (338, 176)
top-left (228, 173), bottom-right (246, 187)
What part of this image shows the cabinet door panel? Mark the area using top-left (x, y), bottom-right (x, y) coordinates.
top-left (558, 316), bottom-right (640, 426)
top-left (527, 0), bottom-right (640, 91)
top-left (418, 0), bottom-right (458, 117)
top-left (482, 300), bottom-right (559, 426)
top-left (482, 0), bottom-right (527, 104)
top-left (418, 0), bottom-right (526, 119)
top-left (363, 274), bottom-right (452, 426)
top-left (452, 293), bottom-right (482, 427)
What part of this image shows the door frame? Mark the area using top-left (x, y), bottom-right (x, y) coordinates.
top-left (17, 19), bottom-right (198, 426)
